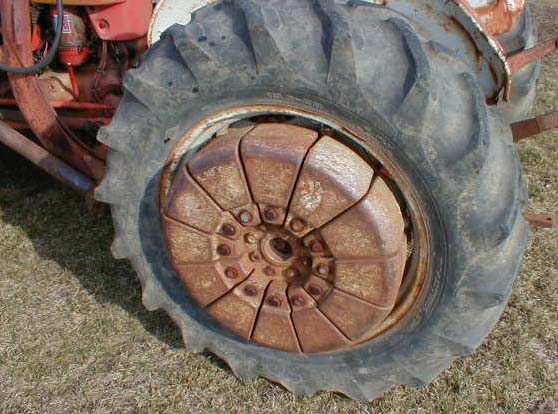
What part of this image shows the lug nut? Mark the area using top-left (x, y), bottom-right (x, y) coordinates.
top-left (239, 210), bottom-right (253, 224)
top-left (217, 244), bottom-right (231, 256)
top-left (244, 233), bottom-right (257, 244)
top-left (243, 285), bottom-right (258, 297)
top-left (224, 267), bottom-right (239, 279)
top-left (264, 266), bottom-right (276, 277)
top-left (290, 218), bottom-right (306, 233)
top-left (267, 296), bottom-right (282, 307)
top-left (316, 263), bottom-right (329, 276)
top-left (221, 223), bottom-right (236, 236)
top-left (291, 295), bottom-right (306, 307)
top-left (308, 284), bottom-right (323, 296)
top-left (285, 267), bottom-right (299, 279)
top-left (309, 240), bottom-right (324, 253)
top-left (249, 252), bottom-right (262, 262)
top-left (263, 207), bottom-right (278, 221)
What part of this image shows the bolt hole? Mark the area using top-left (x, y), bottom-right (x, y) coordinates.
top-left (270, 238), bottom-right (293, 260)
top-left (192, 87), bottom-right (199, 94)
top-left (209, 41), bottom-right (216, 47)
top-left (197, 35), bottom-right (207, 42)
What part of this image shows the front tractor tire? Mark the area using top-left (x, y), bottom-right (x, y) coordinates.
top-left (96, 0), bottom-right (528, 400)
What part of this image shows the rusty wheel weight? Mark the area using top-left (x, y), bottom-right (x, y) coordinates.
top-left (161, 123), bottom-right (408, 353)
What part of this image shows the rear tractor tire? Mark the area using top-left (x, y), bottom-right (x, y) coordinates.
top-left (96, 0), bottom-right (528, 401)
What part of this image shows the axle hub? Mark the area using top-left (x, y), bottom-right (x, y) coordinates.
top-left (161, 122), bottom-right (408, 353)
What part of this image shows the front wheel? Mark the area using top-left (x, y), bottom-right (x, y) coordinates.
top-left (96, 0), bottom-right (528, 400)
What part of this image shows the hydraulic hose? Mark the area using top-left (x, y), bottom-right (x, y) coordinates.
top-left (0, 0), bottom-right (63, 74)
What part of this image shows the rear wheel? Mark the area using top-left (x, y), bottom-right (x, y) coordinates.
top-left (96, 0), bottom-right (528, 400)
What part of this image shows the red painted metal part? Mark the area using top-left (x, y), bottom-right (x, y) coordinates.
top-left (0, 98), bottom-right (114, 111)
top-left (508, 37), bottom-right (558, 75)
top-left (472, 0), bottom-right (525, 37)
top-left (511, 110), bottom-right (558, 142)
top-left (456, 0), bottom-right (525, 37)
top-left (524, 213), bottom-right (558, 229)
top-left (1, 0), bottom-right (105, 181)
top-left (86, 0), bottom-right (153, 41)
top-left (32, 0), bottom-right (125, 4)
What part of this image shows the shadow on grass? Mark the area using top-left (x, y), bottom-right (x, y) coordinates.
top-left (0, 145), bottom-right (186, 350)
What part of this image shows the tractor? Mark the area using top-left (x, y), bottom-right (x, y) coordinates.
top-left (0, 0), bottom-right (557, 401)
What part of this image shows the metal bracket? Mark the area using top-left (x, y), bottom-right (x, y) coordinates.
top-left (511, 110), bottom-right (558, 142)
top-left (508, 36), bottom-right (558, 74)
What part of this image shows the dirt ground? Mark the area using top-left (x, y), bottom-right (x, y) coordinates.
top-left (0, 3), bottom-right (556, 414)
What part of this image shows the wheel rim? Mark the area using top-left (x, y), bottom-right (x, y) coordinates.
top-left (160, 110), bottom-right (428, 354)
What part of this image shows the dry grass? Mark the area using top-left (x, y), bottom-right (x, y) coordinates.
top-left (0, 3), bottom-right (556, 413)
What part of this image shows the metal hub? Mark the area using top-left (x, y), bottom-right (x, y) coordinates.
top-left (161, 122), bottom-right (409, 353)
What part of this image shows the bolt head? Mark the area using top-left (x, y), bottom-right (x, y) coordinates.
top-left (290, 218), bottom-right (306, 233)
top-left (309, 240), bottom-right (324, 253)
top-left (224, 267), bottom-right (239, 279)
top-left (264, 266), bottom-right (276, 277)
top-left (267, 296), bottom-right (282, 307)
top-left (291, 295), bottom-right (306, 307)
top-left (316, 263), bottom-right (329, 275)
top-left (217, 244), bottom-right (231, 256)
top-left (98, 19), bottom-right (109, 30)
top-left (244, 233), bottom-right (257, 244)
top-left (239, 210), bottom-right (253, 224)
top-left (243, 285), bottom-right (258, 297)
top-left (308, 284), bottom-right (322, 296)
top-left (221, 223), bottom-right (236, 236)
top-left (263, 207), bottom-right (278, 221)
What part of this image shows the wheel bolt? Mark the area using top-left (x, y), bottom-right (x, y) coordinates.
top-left (290, 218), bottom-right (306, 233)
top-left (225, 267), bottom-right (239, 279)
top-left (285, 267), bottom-right (299, 279)
top-left (221, 223), bottom-right (236, 236)
top-left (249, 252), bottom-right (262, 262)
top-left (243, 285), bottom-right (258, 297)
top-left (217, 244), bottom-right (231, 256)
top-left (264, 266), bottom-right (276, 277)
top-left (239, 210), bottom-right (253, 224)
top-left (309, 240), bottom-right (324, 253)
top-left (244, 233), bottom-right (257, 244)
top-left (308, 284), bottom-right (322, 296)
top-left (267, 296), bottom-right (282, 307)
top-left (316, 263), bottom-right (329, 276)
top-left (263, 207), bottom-right (278, 221)
top-left (291, 295), bottom-right (306, 307)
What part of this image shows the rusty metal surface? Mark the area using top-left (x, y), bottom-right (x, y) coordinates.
top-left (241, 123), bottom-right (318, 226)
top-left (511, 110), bottom-right (558, 142)
top-left (507, 37), bottom-right (558, 74)
top-left (0, 121), bottom-right (94, 193)
top-left (187, 125), bottom-right (261, 226)
top-left (524, 213), bottom-right (558, 229)
top-left (2, 0), bottom-right (105, 181)
top-left (162, 122), bottom-right (408, 353)
top-left (469, 0), bottom-right (525, 36)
